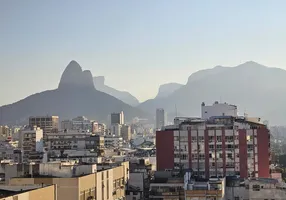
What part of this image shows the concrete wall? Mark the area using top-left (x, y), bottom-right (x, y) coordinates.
top-left (129, 173), bottom-right (144, 191)
top-left (39, 163), bottom-right (97, 178)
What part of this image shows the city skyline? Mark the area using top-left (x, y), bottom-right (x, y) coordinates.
top-left (1, 1), bottom-right (286, 105)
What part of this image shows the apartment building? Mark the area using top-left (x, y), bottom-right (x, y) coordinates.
top-left (19, 126), bottom-right (44, 163)
top-left (0, 185), bottom-right (56, 200)
top-left (0, 126), bottom-right (12, 140)
top-left (46, 130), bottom-right (104, 161)
top-left (9, 161), bottom-right (130, 200)
top-left (61, 116), bottom-right (98, 132)
top-left (29, 116), bottom-right (59, 134)
top-left (149, 171), bottom-right (225, 200)
top-left (111, 111), bottom-right (124, 125)
top-left (105, 135), bottom-right (123, 148)
top-left (121, 125), bottom-right (131, 141)
top-left (93, 122), bottom-right (107, 135)
top-left (156, 116), bottom-right (270, 179)
top-left (0, 141), bottom-right (21, 163)
top-left (225, 176), bottom-right (286, 200)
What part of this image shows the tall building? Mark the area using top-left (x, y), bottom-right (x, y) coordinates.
top-left (156, 116), bottom-right (270, 179)
top-left (156, 108), bottom-right (165, 130)
top-left (29, 116), bottom-right (59, 134)
top-left (111, 124), bottom-right (122, 136)
top-left (111, 111), bottom-right (124, 125)
top-left (121, 125), bottom-right (131, 141)
top-left (19, 126), bottom-right (44, 163)
top-left (201, 101), bottom-right (238, 120)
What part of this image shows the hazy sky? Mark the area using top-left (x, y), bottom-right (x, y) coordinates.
top-left (1, 0), bottom-right (286, 106)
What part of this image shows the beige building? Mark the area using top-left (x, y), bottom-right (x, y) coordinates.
top-left (0, 185), bottom-right (56, 200)
top-left (9, 162), bottom-right (129, 200)
top-left (121, 125), bottom-right (131, 141)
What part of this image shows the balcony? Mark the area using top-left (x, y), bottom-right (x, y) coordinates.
top-left (185, 190), bottom-right (222, 197)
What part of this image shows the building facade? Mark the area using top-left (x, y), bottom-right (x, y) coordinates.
top-left (0, 185), bottom-right (56, 200)
top-left (201, 101), bottom-right (238, 120)
top-left (111, 124), bottom-right (122, 136)
top-left (19, 126), bottom-right (44, 163)
top-left (121, 125), bottom-right (131, 141)
top-left (46, 130), bottom-right (104, 161)
top-left (61, 116), bottom-right (96, 132)
top-left (9, 162), bottom-right (130, 200)
top-left (156, 116), bottom-right (270, 179)
top-left (156, 108), bottom-right (165, 130)
top-left (29, 116), bottom-right (59, 134)
top-left (111, 111), bottom-right (124, 125)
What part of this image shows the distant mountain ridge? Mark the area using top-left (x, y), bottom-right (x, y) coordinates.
top-left (138, 61), bottom-right (286, 125)
top-left (93, 76), bottom-right (139, 106)
top-left (0, 61), bottom-right (148, 125)
top-left (155, 83), bottom-right (183, 99)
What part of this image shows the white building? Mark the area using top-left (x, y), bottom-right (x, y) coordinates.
top-left (201, 101), bottom-right (238, 119)
top-left (19, 126), bottom-right (44, 163)
top-left (39, 161), bottom-right (97, 178)
top-left (61, 116), bottom-right (95, 132)
top-left (156, 108), bottom-right (166, 130)
top-left (105, 135), bottom-right (123, 148)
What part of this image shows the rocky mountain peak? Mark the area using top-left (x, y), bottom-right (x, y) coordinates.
top-left (58, 61), bottom-right (95, 90)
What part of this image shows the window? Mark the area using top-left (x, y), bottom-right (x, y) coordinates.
top-left (217, 136), bottom-right (222, 142)
top-left (252, 184), bottom-right (260, 191)
top-left (227, 153), bottom-right (233, 159)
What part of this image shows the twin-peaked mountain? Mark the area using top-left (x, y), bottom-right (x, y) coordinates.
top-left (2, 60), bottom-right (286, 125)
top-left (138, 61), bottom-right (286, 125)
top-left (0, 61), bottom-right (148, 125)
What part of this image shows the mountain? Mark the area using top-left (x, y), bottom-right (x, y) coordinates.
top-left (155, 83), bottom-right (183, 99)
top-left (138, 61), bottom-right (286, 125)
top-left (93, 76), bottom-right (139, 106)
top-left (0, 61), bottom-right (148, 125)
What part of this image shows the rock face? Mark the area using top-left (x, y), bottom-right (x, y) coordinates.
top-left (58, 60), bottom-right (95, 90)
top-left (138, 61), bottom-right (286, 125)
top-left (0, 61), bottom-right (148, 125)
top-left (155, 83), bottom-right (183, 99)
top-left (93, 76), bottom-right (140, 106)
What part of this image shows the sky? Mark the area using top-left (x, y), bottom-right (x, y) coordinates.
top-left (1, 0), bottom-right (286, 106)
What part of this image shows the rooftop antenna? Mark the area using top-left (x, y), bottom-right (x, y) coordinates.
top-left (175, 104), bottom-right (178, 118)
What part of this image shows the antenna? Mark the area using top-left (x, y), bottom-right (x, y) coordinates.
top-left (175, 104), bottom-right (178, 118)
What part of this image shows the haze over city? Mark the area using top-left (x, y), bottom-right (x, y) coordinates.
top-left (1, 0), bottom-right (286, 106)
top-left (2, 1), bottom-right (286, 200)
